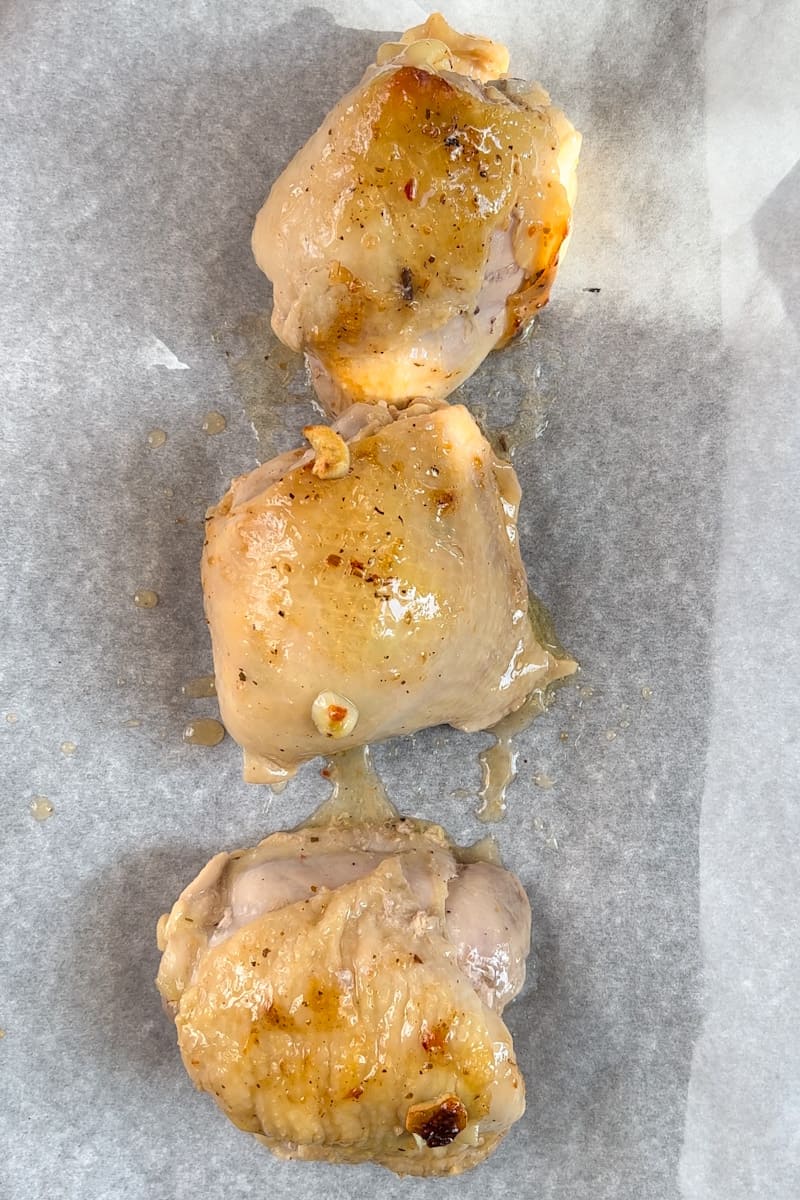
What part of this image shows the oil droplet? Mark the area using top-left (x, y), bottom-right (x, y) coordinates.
top-left (641, 686), bottom-right (653, 700)
top-left (31, 796), bottom-right (54, 821)
top-left (533, 772), bottom-right (555, 789)
top-left (133, 589), bottom-right (159, 609)
top-left (163, 486), bottom-right (175, 498)
top-left (559, 730), bottom-right (569, 742)
top-left (0, 1029), bottom-right (5, 1039)
top-left (605, 729), bottom-right (617, 741)
top-left (201, 410), bottom-right (227, 435)
top-left (122, 718), bottom-right (142, 728)
top-left (181, 674), bottom-right (217, 699)
top-left (5, 712), bottom-right (18, 724)
top-left (498, 388), bottom-right (552, 454)
top-left (477, 690), bottom-right (548, 823)
top-left (60, 741), bottom-right (77, 756)
top-left (183, 718), bottom-right (225, 746)
top-left (147, 428), bottom-right (167, 448)
top-left (465, 340), bottom-right (557, 456)
top-left (579, 685), bottom-right (594, 699)
top-left (619, 718), bottom-right (631, 730)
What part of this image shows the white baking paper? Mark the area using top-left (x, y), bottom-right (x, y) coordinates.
top-left (1, 2), bottom-right (798, 1198)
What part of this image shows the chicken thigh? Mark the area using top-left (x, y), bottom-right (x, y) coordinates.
top-left (202, 402), bottom-right (576, 784)
top-left (156, 796), bottom-right (532, 1175)
top-left (252, 14), bottom-right (580, 413)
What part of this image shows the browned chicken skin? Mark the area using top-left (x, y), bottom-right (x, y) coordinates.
top-left (202, 403), bottom-right (576, 784)
top-left (252, 14), bottom-right (580, 413)
top-left (157, 799), bottom-right (532, 1175)
top-left (160, 15), bottom-right (581, 1181)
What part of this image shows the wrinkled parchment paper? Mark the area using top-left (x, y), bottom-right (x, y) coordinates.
top-left (1, 2), bottom-right (798, 1197)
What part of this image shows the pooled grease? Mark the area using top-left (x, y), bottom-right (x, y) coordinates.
top-left (465, 323), bottom-right (560, 460)
top-left (304, 747), bottom-right (500, 869)
top-left (477, 689), bottom-right (548, 822)
top-left (478, 593), bottom-right (576, 822)
top-left (213, 312), bottom-right (309, 454)
top-left (310, 745), bottom-right (397, 827)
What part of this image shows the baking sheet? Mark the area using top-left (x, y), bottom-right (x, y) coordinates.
top-left (1, 2), bottom-right (798, 1197)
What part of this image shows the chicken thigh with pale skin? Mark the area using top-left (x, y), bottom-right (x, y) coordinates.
top-left (202, 402), bottom-right (576, 785)
top-left (156, 788), bottom-right (532, 1175)
top-left (252, 13), bottom-right (581, 413)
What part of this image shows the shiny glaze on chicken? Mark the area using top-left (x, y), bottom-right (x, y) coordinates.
top-left (156, 783), bottom-right (531, 1175)
top-left (252, 14), bottom-right (580, 412)
top-left (202, 403), bottom-right (576, 784)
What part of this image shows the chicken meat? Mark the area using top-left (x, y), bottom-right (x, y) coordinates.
top-left (252, 13), bottom-right (581, 413)
top-left (202, 401), bottom-right (576, 784)
top-left (156, 792), bottom-right (532, 1175)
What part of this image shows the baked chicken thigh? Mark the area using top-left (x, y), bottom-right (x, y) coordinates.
top-left (202, 402), bottom-right (576, 784)
top-left (156, 797), bottom-right (531, 1175)
top-left (252, 14), bottom-right (580, 413)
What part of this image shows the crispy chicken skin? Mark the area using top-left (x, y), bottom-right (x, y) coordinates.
top-left (202, 403), bottom-right (576, 784)
top-left (156, 812), bottom-right (531, 1175)
top-left (252, 14), bottom-right (580, 413)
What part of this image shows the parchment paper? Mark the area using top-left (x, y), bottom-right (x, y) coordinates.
top-left (1, 2), bottom-right (798, 1198)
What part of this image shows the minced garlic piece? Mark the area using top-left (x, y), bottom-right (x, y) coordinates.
top-left (405, 1093), bottom-right (468, 1147)
top-left (303, 425), bottom-right (351, 480)
top-left (311, 691), bottom-right (359, 738)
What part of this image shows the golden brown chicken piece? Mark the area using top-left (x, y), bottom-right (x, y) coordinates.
top-left (252, 14), bottom-right (580, 413)
top-left (156, 788), bottom-right (531, 1175)
top-left (202, 402), bottom-right (576, 784)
